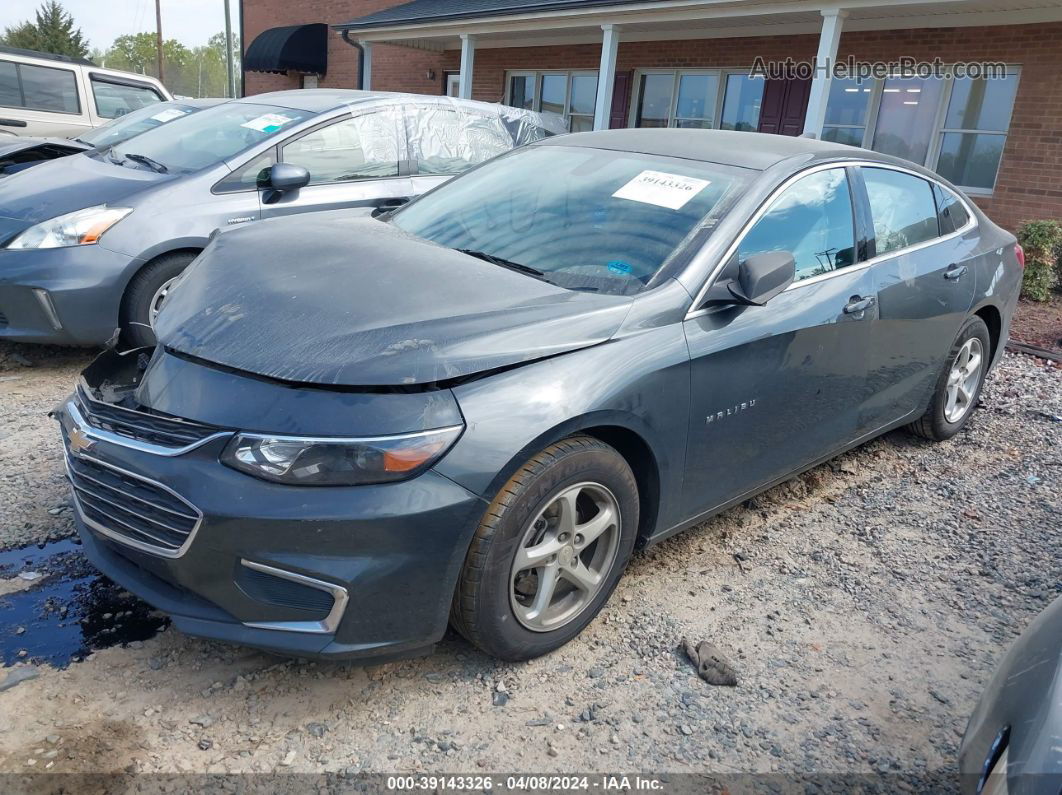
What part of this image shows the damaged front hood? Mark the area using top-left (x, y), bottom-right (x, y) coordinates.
top-left (155, 214), bottom-right (633, 387)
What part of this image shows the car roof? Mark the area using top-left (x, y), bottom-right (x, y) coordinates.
top-left (539, 128), bottom-right (884, 172)
top-left (233, 88), bottom-right (529, 115)
top-left (234, 89), bottom-right (435, 113)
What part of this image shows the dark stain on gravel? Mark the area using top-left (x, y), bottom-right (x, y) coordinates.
top-left (0, 538), bottom-right (167, 667)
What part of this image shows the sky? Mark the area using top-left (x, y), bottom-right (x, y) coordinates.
top-left (1, 0), bottom-right (242, 51)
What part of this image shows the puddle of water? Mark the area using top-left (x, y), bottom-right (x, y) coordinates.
top-left (1, 537), bottom-right (168, 668)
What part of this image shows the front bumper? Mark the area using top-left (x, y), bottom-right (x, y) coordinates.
top-left (0, 244), bottom-right (140, 344)
top-left (55, 394), bottom-right (486, 661)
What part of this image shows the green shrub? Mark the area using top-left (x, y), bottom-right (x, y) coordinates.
top-left (1016, 219), bottom-right (1062, 302)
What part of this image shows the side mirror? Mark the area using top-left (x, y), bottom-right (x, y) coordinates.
top-left (698, 251), bottom-right (797, 311)
top-left (267, 162), bottom-right (310, 192)
top-left (729, 251), bottom-right (796, 306)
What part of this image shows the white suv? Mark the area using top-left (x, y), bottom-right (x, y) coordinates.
top-left (0, 46), bottom-right (172, 138)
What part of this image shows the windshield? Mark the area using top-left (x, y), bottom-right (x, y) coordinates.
top-left (78, 102), bottom-right (204, 148)
top-left (105, 102), bottom-right (313, 174)
top-left (391, 145), bottom-right (749, 295)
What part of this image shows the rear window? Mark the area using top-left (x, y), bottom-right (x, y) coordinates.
top-left (0, 60), bottom-right (20, 107)
top-left (933, 183), bottom-right (972, 236)
top-left (0, 60), bottom-right (79, 114)
top-left (405, 106), bottom-right (554, 176)
top-left (393, 144), bottom-right (750, 296)
top-left (862, 167), bottom-right (939, 256)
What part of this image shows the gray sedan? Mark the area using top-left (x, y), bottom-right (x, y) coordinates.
top-left (56, 129), bottom-right (1023, 662)
top-left (0, 90), bottom-right (565, 346)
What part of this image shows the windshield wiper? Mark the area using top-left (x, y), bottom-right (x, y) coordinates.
top-left (123, 153), bottom-right (168, 173)
top-left (457, 248), bottom-right (545, 278)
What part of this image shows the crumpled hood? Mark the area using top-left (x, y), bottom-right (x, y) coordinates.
top-left (0, 150), bottom-right (170, 230)
top-left (0, 135), bottom-right (89, 159)
top-left (156, 214), bottom-right (633, 387)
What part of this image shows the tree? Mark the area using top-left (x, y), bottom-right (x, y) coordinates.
top-left (99, 31), bottom-right (238, 98)
top-left (1, 1), bottom-right (89, 59)
top-left (103, 33), bottom-right (189, 77)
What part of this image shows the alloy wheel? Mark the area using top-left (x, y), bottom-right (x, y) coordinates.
top-left (944, 337), bottom-right (984, 423)
top-left (509, 482), bottom-right (621, 632)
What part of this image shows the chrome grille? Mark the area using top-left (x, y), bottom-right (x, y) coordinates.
top-left (75, 385), bottom-right (222, 450)
top-left (66, 452), bottom-right (201, 556)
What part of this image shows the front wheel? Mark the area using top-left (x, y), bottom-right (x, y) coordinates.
top-left (451, 436), bottom-right (639, 661)
top-left (120, 252), bottom-right (197, 348)
top-left (908, 315), bottom-right (991, 441)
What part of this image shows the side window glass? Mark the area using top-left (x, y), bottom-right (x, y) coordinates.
top-left (738, 168), bottom-right (856, 282)
top-left (406, 106), bottom-right (512, 176)
top-left (863, 168), bottom-right (939, 255)
top-left (20, 63), bottom-right (79, 113)
top-left (215, 151), bottom-right (275, 193)
top-left (91, 78), bottom-right (162, 119)
top-left (281, 114), bottom-right (399, 184)
top-left (933, 183), bottom-right (971, 236)
top-left (0, 60), bottom-right (21, 108)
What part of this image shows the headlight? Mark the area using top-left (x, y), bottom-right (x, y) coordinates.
top-left (221, 426), bottom-right (463, 486)
top-left (7, 205), bottom-right (132, 249)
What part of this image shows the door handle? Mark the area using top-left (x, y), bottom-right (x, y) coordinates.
top-left (944, 263), bottom-right (968, 280)
top-left (0, 118), bottom-right (28, 128)
top-left (843, 295), bottom-right (876, 315)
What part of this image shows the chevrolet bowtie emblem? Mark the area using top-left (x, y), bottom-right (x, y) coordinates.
top-left (68, 424), bottom-right (95, 456)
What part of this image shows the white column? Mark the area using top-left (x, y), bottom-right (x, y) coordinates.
top-left (360, 41), bottom-right (373, 90)
top-left (458, 34), bottom-right (476, 99)
top-left (802, 9), bottom-right (847, 137)
top-left (593, 24), bottom-right (620, 131)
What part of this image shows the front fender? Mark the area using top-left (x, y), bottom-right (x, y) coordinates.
top-left (434, 322), bottom-right (692, 536)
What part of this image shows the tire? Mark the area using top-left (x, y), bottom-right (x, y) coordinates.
top-left (120, 252), bottom-right (197, 348)
top-left (451, 435), bottom-right (639, 661)
top-left (908, 315), bottom-right (991, 441)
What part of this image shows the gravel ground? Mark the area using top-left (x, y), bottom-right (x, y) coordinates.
top-left (0, 339), bottom-right (1059, 788)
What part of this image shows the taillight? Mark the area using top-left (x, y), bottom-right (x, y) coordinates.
top-left (1014, 243), bottom-right (1025, 268)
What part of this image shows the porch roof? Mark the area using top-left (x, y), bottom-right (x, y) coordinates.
top-left (334, 0), bottom-right (1062, 49)
top-left (336, 0), bottom-right (651, 31)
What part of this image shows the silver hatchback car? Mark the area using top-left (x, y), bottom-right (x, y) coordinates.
top-left (0, 90), bottom-right (566, 346)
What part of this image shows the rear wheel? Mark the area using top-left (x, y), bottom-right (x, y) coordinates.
top-left (908, 315), bottom-right (991, 441)
top-left (451, 436), bottom-right (638, 661)
top-left (120, 252), bottom-right (197, 348)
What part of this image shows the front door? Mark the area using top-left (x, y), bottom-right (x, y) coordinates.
top-left (857, 167), bottom-right (978, 432)
top-left (682, 167), bottom-right (873, 518)
top-left (446, 74), bottom-right (460, 97)
top-left (757, 78), bottom-right (811, 136)
top-left (260, 112), bottom-right (414, 219)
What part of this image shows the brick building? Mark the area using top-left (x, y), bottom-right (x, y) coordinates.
top-left (239, 0), bottom-right (1062, 231)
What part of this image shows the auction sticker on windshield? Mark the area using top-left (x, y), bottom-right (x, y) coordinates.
top-left (612, 170), bottom-right (711, 210)
top-left (241, 113), bottom-right (297, 134)
top-left (151, 108), bottom-right (189, 123)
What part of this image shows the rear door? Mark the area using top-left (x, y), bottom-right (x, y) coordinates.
top-left (0, 57), bottom-right (90, 137)
top-left (682, 166), bottom-right (874, 519)
top-left (260, 111), bottom-right (413, 220)
top-left (856, 166), bottom-right (977, 433)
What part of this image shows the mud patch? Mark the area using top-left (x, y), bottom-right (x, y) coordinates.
top-left (0, 539), bottom-right (167, 668)
top-left (0, 719), bottom-right (140, 780)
